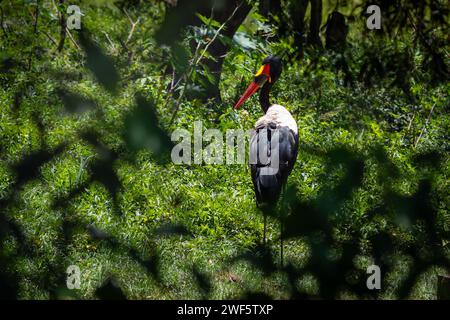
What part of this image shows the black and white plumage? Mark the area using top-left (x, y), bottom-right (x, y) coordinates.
top-left (250, 105), bottom-right (298, 207)
top-left (234, 56), bottom-right (299, 254)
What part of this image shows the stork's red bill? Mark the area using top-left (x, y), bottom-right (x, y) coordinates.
top-left (234, 63), bottom-right (271, 110)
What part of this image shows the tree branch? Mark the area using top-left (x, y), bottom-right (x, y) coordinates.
top-left (57, 0), bottom-right (66, 52)
top-left (414, 104), bottom-right (435, 148)
top-left (66, 27), bottom-right (81, 51)
top-left (195, 3), bottom-right (241, 66)
top-left (0, 7), bottom-right (8, 39)
top-left (123, 8), bottom-right (140, 45)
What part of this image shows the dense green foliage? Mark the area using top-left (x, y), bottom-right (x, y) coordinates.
top-left (0, 0), bottom-right (449, 299)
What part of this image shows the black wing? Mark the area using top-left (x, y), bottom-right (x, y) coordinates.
top-left (250, 123), bottom-right (298, 205)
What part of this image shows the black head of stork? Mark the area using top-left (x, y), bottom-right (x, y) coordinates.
top-left (233, 56), bottom-right (299, 261)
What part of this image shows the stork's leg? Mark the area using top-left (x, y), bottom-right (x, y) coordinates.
top-left (280, 184), bottom-right (288, 267)
top-left (280, 219), bottom-right (283, 266)
top-left (263, 213), bottom-right (267, 247)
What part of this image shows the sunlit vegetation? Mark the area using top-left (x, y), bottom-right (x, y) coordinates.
top-left (0, 0), bottom-right (449, 299)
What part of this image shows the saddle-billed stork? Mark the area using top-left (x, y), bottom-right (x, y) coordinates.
top-left (234, 56), bottom-right (298, 262)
